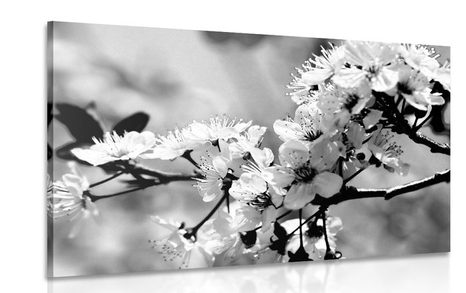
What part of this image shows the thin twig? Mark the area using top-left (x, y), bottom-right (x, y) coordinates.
top-left (87, 184), bottom-right (156, 202)
top-left (299, 209), bottom-right (303, 247)
top-left (86, 165), bottom-right (200, 202)
top-left (287, 209), bottom-right (323, 237)
top-left (413, 116), bottom-right (419, 129)
top-left (181, 150), bottom-right (201, 169)
top-left (321, 210), bottom-right (331, 254)
top-left (276, 210), bottom-right (293, 221)
top-left (343, 168), bottom-right (366, 184)
top-left (413, 112), bottom-right (433, 132)
top-left (191, 192), bottom-right (228, 234)
top-left (89, 171), bottom-right (124, 188)
top-left (130, 165), bottom-right (202, 183)
top-left (312, 169), bottom-right (450, 206)
top-left (407, 131), bottom-right (450, 155)
top-left (374, 91), bottom-right (450, 156)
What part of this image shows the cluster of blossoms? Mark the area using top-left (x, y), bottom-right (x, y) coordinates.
top-left (48, 40), bottom-right (450, 269)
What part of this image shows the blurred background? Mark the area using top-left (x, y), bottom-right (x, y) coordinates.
top-left (48, 22), bottom-right (450, 277)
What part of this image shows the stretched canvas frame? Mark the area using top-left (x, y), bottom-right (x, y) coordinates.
top-left (47, 21), bottom-right (450, 277)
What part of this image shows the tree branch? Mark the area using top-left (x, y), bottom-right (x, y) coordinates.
top-left (89, 171), bottom-right (124, 188)
top-left (407, 131), bottom-right (450, 155)
top-left (374, 91), bottom-right (450, 156)
top-left (120, 162), bottom-right (201, 184)
top-left (86, 164), bottom-right (201, 202)
top-left (311, 169), bottom-right (450, 206)
top-left (132, 166), bottom-right (201, 183)
top-left (391, 105), bottom-right (450, 155)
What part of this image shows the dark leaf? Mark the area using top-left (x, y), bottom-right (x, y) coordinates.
top-left (56, 142), bottom-right (123, 173)
top-left (429, 82), bottom-right (450, 134)
top-left (121, 178), bottom-right (157, 188)
top-left (112, 112), bottom-right (150, 136)
top-left (269, 222), bottom-right (288, 256)
top-left (55, 103), bottom-right (104, 143)
top-left (288, 246), bottom-right (312, 262)
top-left (324, 250), bottom-right (342, 260)
top-left (56, 142), bottom-right (89, 163)
top-left (306, 219), bottom-right (324, 238)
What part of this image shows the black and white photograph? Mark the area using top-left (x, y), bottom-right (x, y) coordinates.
top-left (4, 1), bottom-right (466, 293)
top-left (47, 22), bottom-right (451, 277)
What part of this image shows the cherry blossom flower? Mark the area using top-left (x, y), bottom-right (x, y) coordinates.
top-left (273, 139), bottom-right (343, 210)
top-left (47, 164), bottom-right (98, 238)
top-left (397, 66), bottom-right (445, 112)
top-left (144, 127), bottom-right (202, 160)
top-left (315, 85), bottom-right (377, 133)
top-left (184, 115), bottom-right (252, 144)
top-left (398, 44), bottom-right (450, 91)
top-left (240, 147), bottom-right (291, 196)
top-left (194, 141), bottom-right (234, 202)
top-left (230, 172), bottom-right (283, 232)
top-left (246, 224), bottom-right (285, 264)
top-left (339, 122), bottom-right (369, 177)
top-left (71, 131), bottom-right (156, 166)
top-left (228, 125), bottom-right (267, 160)
top-left (289, 44), bottom-right (346, 95)
top-left (319, 84), bottom-right (373, 116)
top-left (208, 203), bottom-right (264, 265)
top-left (197, 211), bottom-right (239, 256)
top-left (399, 44), bottom-right (440, 78)
top-left (149, 216), bottom-right (214, 269)
top-left (333, 41), bottom-right (399, 92)
top-left (195, 156), bottom-right (230, 202)
top-left (288, 76), bottom-right (316, 105)
top-left (287, 45), bottom-right (347, 105)
top-left (274, 104), bottom-right (326, 146)
top-left (283, 216), bottom-right (343, 261)
top-left (368, 126), bottom-right (410, 175)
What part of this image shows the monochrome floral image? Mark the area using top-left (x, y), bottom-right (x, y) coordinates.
top-left (47, 22), bottom-right (450, 277)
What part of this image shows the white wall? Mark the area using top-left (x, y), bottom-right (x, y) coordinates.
top-left (0, 1), bottom-right (464, 292)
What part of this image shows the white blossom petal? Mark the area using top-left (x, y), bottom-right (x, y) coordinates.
top-left (278, 140), bottom-right (310, 168)
top-left (284, 183), bottom-right (315, 210)
top-left (312, 172), bottom-right (343, 198)
top-left (233, 205), bottom-right (261, 232)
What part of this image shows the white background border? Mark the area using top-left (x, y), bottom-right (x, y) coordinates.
top-left (0, 1), bottom-right (464, 292)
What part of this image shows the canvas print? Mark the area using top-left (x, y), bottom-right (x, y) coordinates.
top-left (47, 22), bottom-right (450, 277)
